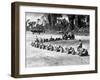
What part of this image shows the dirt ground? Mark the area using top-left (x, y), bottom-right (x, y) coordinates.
top-left (25, 31), bottom-right (90, 67)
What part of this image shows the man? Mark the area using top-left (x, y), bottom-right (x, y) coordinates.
top-left (55, 46), bottom-right (60, 52)
top-left (62, 32), bottom-right (68, 40)
top-left (59, 46), bottom-right (64, 53)
top-left (77, 39), bottom-right (83, 51)
top-left (68, 47), bottom-right (76, 55)
top-left (78, 48), bottom-right (89, 56)
top-left (40, 38), bottom-right (43, 43)
top-left (50, 36), bottom-right (55, 42)
top-left (35, 36), bottom-right (39, 43)
top-left (31, 42), bottom-right (34, 47)
top-left (42, 44), bottom-right (46, 49)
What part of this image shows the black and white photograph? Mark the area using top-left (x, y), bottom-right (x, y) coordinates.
top-left (25, 13), bottom-right (90, 67)
top-left (11, 2), bottom-right (97, 77)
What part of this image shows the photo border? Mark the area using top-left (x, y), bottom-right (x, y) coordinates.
top-left (11, 2), bottom-right (98, 78)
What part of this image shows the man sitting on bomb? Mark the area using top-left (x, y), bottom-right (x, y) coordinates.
top-left (77, 39), bottom-right (89, 56)
top-left (47, 44), bottom-right (54, 51)
top-left (49, 36), bottom-right (55, 42)
top-left (55, 46), bottom-right (61, 52)
top-left (42, 44), bottom-right (46, 49)
top-left (58, 45), bottom-right (64, 53)
top-left (68, 47), bottom-right (76, 55)
top-left (31, 42), bottom-right (35, 47)
top-left (77, 48), bottom-right (89, 56)
top-left (35, 36), bottom-right (39, 43)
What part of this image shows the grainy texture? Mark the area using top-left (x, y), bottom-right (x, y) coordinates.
top-left (26, 32), bottom-right (89, 67)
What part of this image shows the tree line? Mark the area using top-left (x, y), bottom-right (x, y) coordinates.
top-left (26, 14), bottom-right (89, 33)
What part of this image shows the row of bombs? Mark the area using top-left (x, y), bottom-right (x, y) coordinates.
top-left (31, 42), bottom-right (75, 55)
top-left (31, 42), bottom-right (89, 56)
top-left (35, 37), bottom-right (64, 43)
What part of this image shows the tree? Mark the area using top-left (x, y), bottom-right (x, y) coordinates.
top-left (47, 14), bottom-right (62, 30)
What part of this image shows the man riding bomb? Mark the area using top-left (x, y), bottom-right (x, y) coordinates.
top-left (58, 45), bottom-right (64, 53)
top-left (78, 48), bottom-right (89, 56)
top-left (68, 47), bottom-right (76, 55)
top-left (77, 39), bottom-right (89, 56)
top-left (35, 36), bottom-right (39, 43)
